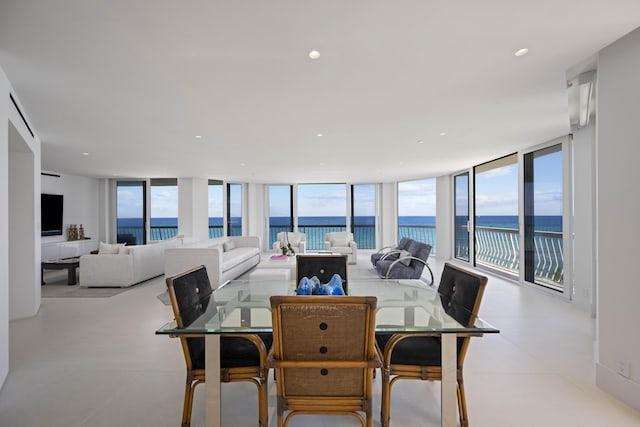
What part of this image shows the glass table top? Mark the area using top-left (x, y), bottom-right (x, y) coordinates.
top-left (156, 278), bottom-right (499, 336)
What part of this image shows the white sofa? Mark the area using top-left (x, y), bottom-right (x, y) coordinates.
top-left (165, 236), bottom-right (261, 288)
top-left (79, 237), bottom-right (197, 288)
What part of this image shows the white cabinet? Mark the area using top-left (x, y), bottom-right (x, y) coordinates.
top-left (41, 239), bottom-right (97, 261)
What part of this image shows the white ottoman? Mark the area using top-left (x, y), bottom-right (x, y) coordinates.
top-left (249, 268), bottom-right (291, 281)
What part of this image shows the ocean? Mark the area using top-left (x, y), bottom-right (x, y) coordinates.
top-left (118, 215), bottom-right (562, 232)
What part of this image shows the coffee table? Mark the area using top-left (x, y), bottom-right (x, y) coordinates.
top-left (41, 257), bottom-right (80, 286)
top-left (256, 254), bottom-right (296, 269)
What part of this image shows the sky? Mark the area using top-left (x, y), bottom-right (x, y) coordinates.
top-left (116, 150), bottom-right (562, 218)
top-left (475, 149), bottom-right (562, 216)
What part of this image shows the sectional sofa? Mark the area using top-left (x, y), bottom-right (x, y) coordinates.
top-left (79, 236), bottom-right (198, 287)
top-left (164, 236), bottom-right (261, 288)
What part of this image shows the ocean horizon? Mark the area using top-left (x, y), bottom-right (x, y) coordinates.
top-left (118, 215), bottom-right (562, 232)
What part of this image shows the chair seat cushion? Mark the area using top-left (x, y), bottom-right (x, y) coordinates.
top-left (376, 333), bottom-right (464, 366)
top-left (188, 334), bottom-right (272, 370)
top-left (376, 333), bottom-right (442, 365)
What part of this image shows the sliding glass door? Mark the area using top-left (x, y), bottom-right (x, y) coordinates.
top-left (524, 145), bottom-right (563, 290)
top-left (116, 181), bottom-right (146, 245)
top-left (474, 154), bottom-right (519, 276)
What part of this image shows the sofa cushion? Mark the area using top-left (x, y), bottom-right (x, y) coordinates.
top-left (223, 240), bottom-right (236, 252)
top-left (99, 242), bottom-right (125, 255)
top-left (331, 239), bottom-right (350, 247)
top-left (221, 247), bottom-right (259, 271)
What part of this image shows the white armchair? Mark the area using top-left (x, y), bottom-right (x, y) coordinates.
top-left (272, 231), bottom-right (306, 254)
top-left (324, 231), bottom-right (357, 264)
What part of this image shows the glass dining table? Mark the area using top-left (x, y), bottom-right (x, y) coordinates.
top-left (156, 278), bottom-right (499, 427)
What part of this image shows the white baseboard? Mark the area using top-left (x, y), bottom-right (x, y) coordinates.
top-left (596, 362), bottom-right (640, 411)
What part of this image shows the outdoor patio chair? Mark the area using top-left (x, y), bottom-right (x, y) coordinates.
top-left (166, 265), bottom-right (271, 427)
top-left (268, 295), bottom-right (380, 427)
top-left (376, 263), bottom-right (488, 427)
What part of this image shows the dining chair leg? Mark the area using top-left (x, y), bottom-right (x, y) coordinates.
top-left (457, 375), bottom-right (469, 427)
top-left (380, 368), bottom-right (391, 427)
top-left (258, 379), bottom-right (268, 427)
top-left (182, 379), bottom-right (195, 427)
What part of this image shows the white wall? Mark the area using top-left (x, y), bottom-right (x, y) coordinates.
top-left (0, 66), bottom-right (10, 390)
top-left (435, 175), bottom-right (452, 260)
top-left (8, 140), bottom-right (37, 320)
top-left (595, 27), bottom-right (640, 410)
top-left (379, 183), bottom-right (397, 248)
top-left (572, 124), bottom-right (596, 314)
top-left (178, 178), bottom-right (208, 241)
top-left (1, 64), bottom-right (42, 388)
top-left (41, 172), bottom-right (100, 244)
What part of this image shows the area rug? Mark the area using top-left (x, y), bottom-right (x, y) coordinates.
top-left (41, 284), bottom-right (132, 298)
top-left (41, 270), bottom-right (148, 298)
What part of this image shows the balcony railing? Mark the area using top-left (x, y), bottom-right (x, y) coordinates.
top-left (468, 226), bottom-right (563, 288)
top-left (268, 224), bottom-right (377, 251)
top-left (398, 225), bottom-right (436, 253)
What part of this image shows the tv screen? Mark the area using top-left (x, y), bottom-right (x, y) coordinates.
top-left (41, 193), bottom-right (63, 236)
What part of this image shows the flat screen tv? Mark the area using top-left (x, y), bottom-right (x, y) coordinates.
top-left (41, 193), bottom-right (64, 236)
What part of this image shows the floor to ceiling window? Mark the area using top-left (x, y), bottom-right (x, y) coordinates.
top-left (208, 180), bottom-right (224, 238)
top-left (351, 184), bottom-right (376, 249)
top-left (149, 178), bottom-right (178, 240)
top-left (116, 181), bottom-right (146, 245)
top-left (454, 173), bottom-right (470, 261)
top-left (524, 144), bottom-right (564, 290)
top-left (226, 183), bottom-right (242, 236)
top-left (297, 184), bottom-right (346, 250)
top-left (269, 185), bottom-right (293, 248)
top-left (397, 178), bottom-right (436, 251)
top-left (474, 154), bottom-right (519, 276)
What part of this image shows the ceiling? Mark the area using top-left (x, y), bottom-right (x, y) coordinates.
top-left (1, 1), bottom-right (639, 183)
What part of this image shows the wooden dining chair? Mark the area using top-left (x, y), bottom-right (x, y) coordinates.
top-left (166, 265), bottom-right (271, 427)
top-left (268, 295), bottom-right (380, 427)
top-left (376, 262), bottom-right (488, 427)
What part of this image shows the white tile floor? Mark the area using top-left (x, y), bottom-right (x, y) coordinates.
top-left (1, 253), bottom-right (640, 426)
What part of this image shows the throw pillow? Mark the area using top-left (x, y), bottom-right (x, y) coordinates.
top-left (223, 240), bottom-right (236, 252)
top-left (399, 250), bottom-right (412, 266)
top-left (331, 239), bottom-right (350, 247)
top-left (118, 245), bottom-right (130, 255)
top-left (98, 241), bottom-right (125, 255)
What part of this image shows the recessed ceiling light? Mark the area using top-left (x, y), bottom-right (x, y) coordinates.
top-left (514, 48), bottom-right (529, 57)
top-left (417, 140), bottom-right (424, 144)
top-left (82, 152), bottom-right (89, 156)
top-left (195, 135), bottom-right (202, 139)
top-left (439, 132), bottom-right (447, 136)
top-left (317, 133), bottom-right (323, 137)
top-left (309, 50), bottom-right (320, 59)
